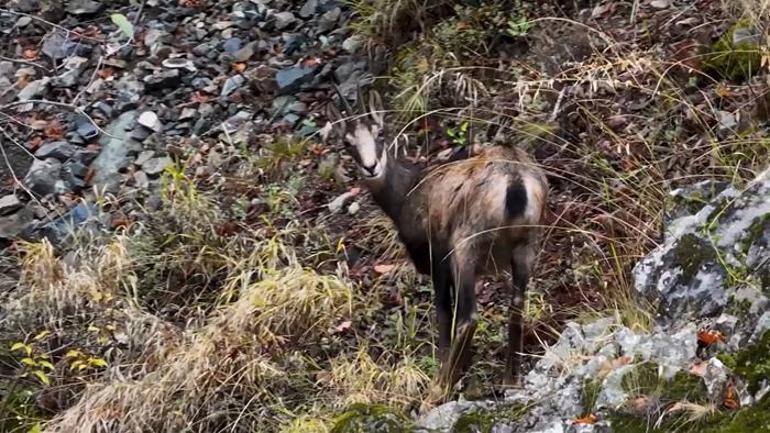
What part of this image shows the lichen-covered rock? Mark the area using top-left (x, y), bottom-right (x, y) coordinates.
top-left (634, 167), bottom-right (770, 335)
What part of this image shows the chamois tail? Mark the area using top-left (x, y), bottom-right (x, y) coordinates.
top-left (505, 179), bottom-right (528, 220)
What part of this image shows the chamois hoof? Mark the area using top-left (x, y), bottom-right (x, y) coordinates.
top-left (421, 380), bottom-right (451, 414)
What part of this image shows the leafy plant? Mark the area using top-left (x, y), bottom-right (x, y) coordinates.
top-left (446, 121), bottom-right (470, 146)
top-left (110, 13), bottom-right (135, 40)
top-left (10, 334), bottom-right (55, 387)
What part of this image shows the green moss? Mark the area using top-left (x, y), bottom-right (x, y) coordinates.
top-left (619, 362), bottom-right (708, 403)
top-left (452, 409), bottom-right (494, 433)
top-left (672, 234), bottom-right (716, 282)
top-left (330, 404), bottom-right (411, 433)
top-left (724, 296), bottom-right (753, 320)
top-left (451, 404), bottom-right (528, 433)
top-left (727, 330), bottom-right (770, 395)
top-left (703, 19), bottom-right (763, 82)
top-left (702, 394), bottom-right (770, 433)
top-left (665, 371), bottom-right (710, 403)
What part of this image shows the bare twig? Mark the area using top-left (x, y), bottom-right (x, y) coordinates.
top-left (0, 55), bottom-right (50, 72)
top-left (72, 56), bottom-right (103, 106)
top-left (0, 99), bottom-right (116, 139)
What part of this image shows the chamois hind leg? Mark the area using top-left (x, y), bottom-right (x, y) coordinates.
top-left (431, 259), bottom-right (453, 363)
top-left (506, 243), bottom-right (534, 386)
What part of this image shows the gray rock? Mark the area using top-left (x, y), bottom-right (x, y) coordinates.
top-left (42, 31), bottom-right (88, 60)
top-left (76, 118), bottom-right (99, 140)
top-left (342, 34), bottom-right (366, 54)
top-left (223, 37), bottom-right (243, 53)
top-left (417, 401), bottom-right (489, 432)
top-left (275, 65), bottom-right (316, 94)
top-left (143, 28), bottom-right (166, 47)
top-left (717, 110), bottom-right (737, 131)
top-left (221, 74), bottom-right (246, 96)
top-left (273, 11), bottom-right (297, 30)
top-left (317, 7), bottom-right (341, 33)
top-left (67, 0), bottom-right (102, 15)
top-left (633, 167), bottom-right (770, 326)
top-left (299, 0), bottom-right (318, 18)
top-left (91, 111), bottom-right (142, 192)
top-left (0, 206), bottom-right (34, 240)
top-left (327, 191), bottom-right (357, 213)
top-left (180, 108), bottom-right (197, 120)
top-left (52, 56), bottom-right (88, 87)
top-left (143, 69), bottom-right (181, 91)
top-left (17, 77), bottom-right (50, 101)
top-left (142, 156), bottom-right (172, 176)
top-left (0, 195), bottom-right (23, 216)
top-left (133, 170), bottom-right (150, 189)
top-left (161, 57), bottom-right (196, 72)
top-left (24, 158), bottom-right (62, 196)
top-left (34, 141), bottom-right (77, 161)
top-left (134, 150), bottom-right (155, 167)
top-left (40, 202), bottom-right (100, 245)
top-left (138, 111), bottom-right (163, 132)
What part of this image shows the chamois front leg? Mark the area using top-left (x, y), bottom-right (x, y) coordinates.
top-left (506, 244), bottom-right (534, 386)
top-left (438, 255), bottom-right (478, 393)
top-left (431, 260), bottom-right (453, 363)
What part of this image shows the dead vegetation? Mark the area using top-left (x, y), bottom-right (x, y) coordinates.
top-left (1, 0), bottom-right (770, 432)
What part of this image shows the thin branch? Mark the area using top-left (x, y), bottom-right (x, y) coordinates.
top-left (0, 55), bottom-right (50, 72)
top-left (0, 99), bottom-right (116, 139)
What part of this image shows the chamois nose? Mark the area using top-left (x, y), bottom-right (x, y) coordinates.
top-left (362, 164), bottom-right (377, 176)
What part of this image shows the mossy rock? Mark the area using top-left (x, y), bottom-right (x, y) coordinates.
top-left (451, 404), bottom-right (529, 433)
top-left (452, 409), bottom-right (495, 433)
top-left (720, 330), bottom-right (770, 396)
top-left (619, 362), bottom-right (708, 404)
top-left (703, 19), bottom-right (764, 82)
top-left (671, 233), bottom-right (717, 282)
top-left (330, 404), bottom-right (412, 433)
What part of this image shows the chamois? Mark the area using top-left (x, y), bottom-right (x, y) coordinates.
top-left (329, 89), bottom-right (548, 399)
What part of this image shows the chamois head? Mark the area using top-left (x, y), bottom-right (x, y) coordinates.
top-left (328, 87), bottom-right (390, 183)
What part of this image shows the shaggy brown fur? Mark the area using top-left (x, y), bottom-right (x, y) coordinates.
top-left (330, 91), bottom-right (548, 406)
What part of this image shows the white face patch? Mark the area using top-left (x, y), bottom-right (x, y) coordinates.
top-left (352, 124), bottom-right (378, 167)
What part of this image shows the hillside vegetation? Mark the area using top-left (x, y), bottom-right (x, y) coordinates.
top-left (1, 0), bottom-right (769, 432)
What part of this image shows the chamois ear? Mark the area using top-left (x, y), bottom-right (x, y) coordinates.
top-left (368, 89), bottom-right (384, 129)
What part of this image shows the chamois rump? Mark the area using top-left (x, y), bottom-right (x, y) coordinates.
top-left (330, 90), bottom-right (548, 399)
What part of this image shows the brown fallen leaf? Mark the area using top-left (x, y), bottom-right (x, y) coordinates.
top-left (573, 414), bottom-right (597, 425)
top-left (722, 382), bottom-right (740, 410)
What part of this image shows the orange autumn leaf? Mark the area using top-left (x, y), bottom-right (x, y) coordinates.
top-left (723, 382), bottom-right (740, 410)
top-left (697, 329), bottom-right (725, 346)
top-left (574, 414), bottom-right (597, 425)
top-left (716, 83), bottom-right (732, 98)
top-left (45, 120), bottom-right (66, 139)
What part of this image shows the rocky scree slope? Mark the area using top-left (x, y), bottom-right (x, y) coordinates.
top-left (0, 0), bottom-right (375, 248)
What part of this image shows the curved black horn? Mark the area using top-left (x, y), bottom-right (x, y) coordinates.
top-left (332, 83), bottom-right (355, 115)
